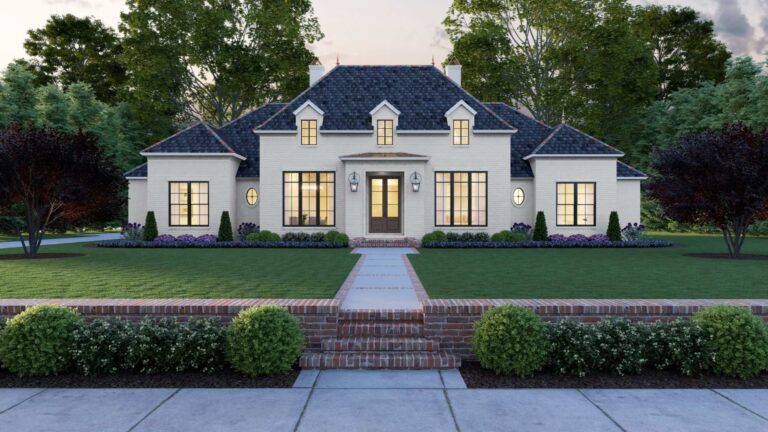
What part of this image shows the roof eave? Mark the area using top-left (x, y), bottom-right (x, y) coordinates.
top-left (140, 151), bottom-right (247, 161)
top-left (522, 153), bottom-right (624, 161)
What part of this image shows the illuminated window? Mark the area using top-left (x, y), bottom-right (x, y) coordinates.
top-left (512, 188), bottom-right (525, 206)
top-left (283, 172), bottom-right (335, 226)
top-left (246, 188), bottom-right (258, 206)
top-left (453, 119), bottom-right (470, 145)
top-left (169, 182), bottom-right (208, 226)
top-left (377, 119), bottom-right (393, 145)
top-left (557, 182), bottom-right (595, 226)
top-left (301, 119), bottom-right (317, 145)
top-left (435, 172), bottom-right (487, 226)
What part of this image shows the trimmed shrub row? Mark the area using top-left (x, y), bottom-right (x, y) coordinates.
top-left (0, 304), bottom-right (304, 377)
top-left (474, 305), bottom-right (768, 379)
top-left (423, 240), bottom-right (673, 248)
top-left (102, 230), bottom-right (350, 248)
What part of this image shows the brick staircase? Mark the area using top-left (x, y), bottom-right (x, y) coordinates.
top-left (299, 309), bottom-right (460, 369)
top-left (349, 238), bottom-right (420, 248)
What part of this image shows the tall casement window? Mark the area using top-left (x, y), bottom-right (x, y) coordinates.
top-left (453, 119), bottom-right (470, 145)
top-left (169, 182), bottom-right (209, 226)
top-left (377, 119), bottom-right (393, 145)
top-left (301, 119), bottom-right (317, 145)
top-left (435, 172), bottom-right (487, 226)
top-left (556, 182), bottom-right (596, 226)
top-left (283, 172), bottom-right (335, 226)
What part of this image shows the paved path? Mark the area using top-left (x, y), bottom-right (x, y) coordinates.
top-left (341, 248), bottom-right (421, 310)
top-left (1, 370), bottom-right (767, 431)
top-left (0, 233), bottom-right (121, 249)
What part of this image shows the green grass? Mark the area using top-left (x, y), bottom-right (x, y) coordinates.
top-left (409, 234), bottom-right (768, 299)
top-left (0, 243), bottom-right (359, 298)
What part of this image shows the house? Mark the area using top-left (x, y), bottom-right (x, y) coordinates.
top-left (124, 60), bottom-right (646, 241)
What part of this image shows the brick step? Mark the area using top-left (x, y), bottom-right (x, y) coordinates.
top-left (350, 238), bottom-right (420, 248)
top-left (300, 352), bottom-right (460, 369)
top-left (339, 309), bottom-right (424, 322)
top-left (338, 321), bottom-right (424, 337)
top-left (322, 337), bottom-right (438, 352)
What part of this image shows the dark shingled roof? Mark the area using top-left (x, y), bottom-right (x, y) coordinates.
top-left (484, 103), bottom-right (553, 177)
top-left (527, 124), bottom-right (624, 157)
top-left (255, 66), bottom-right (514, 132)
top-left (617, 161), bottom-right (647, 178)
top-left (125, 163), bottom-right (147, 178)
top-left (218, 103), bottom-right (286, 177)
top-left (143, 121), bottom-right (238, 155)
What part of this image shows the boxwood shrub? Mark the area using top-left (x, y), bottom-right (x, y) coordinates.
top-left (226, 306), bottom-right (304, 376)
top-left (324, 230), bottom-right (349, 247)
top-left (472, 305), bottom-right (549, 377)
top-left (72, 318), bottom-right (135, 375)
top-left (648, 319), bottom-right (714, 376)
top-left (176, 318), bottom-right (227, 374)
top-left (0, 305), bottom-right (82, 376)
top-left (594, 319), bottom-right (648, 376)
top-left (422, 230), bottom-right (448, 243)
top-left (547, 320), bottom-right (600, 377)
top-left (694, 305), bottom-right (768, 379)
top-left (490, 231), bottom-right (527, 242)
top-left (248, 230), bottom-right (281, 242)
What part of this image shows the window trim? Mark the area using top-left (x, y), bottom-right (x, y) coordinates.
top-left (512, 187), bottom-right (525, 207)
top-left (434, 171), bottom-right (488, 227)
top-left (168, 181), bottom-right (209, 227)
top-left (300, 119), bottom-right (317, 145)
top-left (282, 171), bottom-right (336, 227)
top-left (377, 119), bottom-right (394, 145)
top-left (245, 187), bottom-right (258, 207)
top-left (555, 182), bottom-right (596, 227)
top-left (452, 119), bottom-right (470, 145)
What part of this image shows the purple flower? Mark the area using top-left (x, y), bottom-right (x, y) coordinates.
top-left (154, 234), bottom-right (176, 242)
top-left (588, 234), bottom-right (610, 242)
top-left (176, 234), bottom-right (196, 242)
top-left (548, 234), bottom-right (567, 242)
top-left (196, 234), bottom-right (218, 243)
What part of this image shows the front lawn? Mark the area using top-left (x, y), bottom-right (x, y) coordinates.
top-left (409, 234), bottom-right (768, 298)
top-left (0, 243), bottom-right (358, 298)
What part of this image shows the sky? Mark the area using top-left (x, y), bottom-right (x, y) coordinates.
top-left (0, 0), bottom-right (766, 69)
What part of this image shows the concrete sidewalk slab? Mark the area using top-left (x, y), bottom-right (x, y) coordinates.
top-left (448, 389), bottom-right (621, 432)
top-left (133, 389), bottom-right (310, 432)
top-left (583, 389), bottom-right (768, 432)
top-left (440, 369), bottom-right (467, 389)
top-left (293, 369), bottom-right (320, 388)
top-left (297, 389), bottom-right (454, 432)
top-left (0, 388), bottom-right (175, 432)
top-left (0, 389), bottom-right (44, 413)
top-left (712, 389), bottom-right (768, 420)
top-left (0, 233), bottom-right (120, 249)
top-left (314, 370), bottom-right (445, 389)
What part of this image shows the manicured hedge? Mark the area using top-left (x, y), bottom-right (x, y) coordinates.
top-left (96, 240), bottom-right (343, 248)
top-left (423, 239), bottom-right (673, 248)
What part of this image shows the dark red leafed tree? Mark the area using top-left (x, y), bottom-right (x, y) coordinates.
top-left (0, 126), bottom-right (125, 257)
top-left (647, 124), bottom-right (768, 257)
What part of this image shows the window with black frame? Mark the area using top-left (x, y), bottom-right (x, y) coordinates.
top-left (556, 182), bottom-right (595, 226)
top-left (377, 119), bottom-right (393, 145)
top-left (169, 181), bottom-right (209, 226)
top-left (283, 172), bottom-right (335, 226)
top-left (435, 172), bottom-right (487, 226)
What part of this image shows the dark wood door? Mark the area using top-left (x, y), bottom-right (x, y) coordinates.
top-left (369, 177), bottom-right (401, 233)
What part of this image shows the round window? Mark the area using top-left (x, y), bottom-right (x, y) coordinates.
top-left (246, 188), bottom-right (258, 206)
top-left (512, 188), bottom-right (525, 206)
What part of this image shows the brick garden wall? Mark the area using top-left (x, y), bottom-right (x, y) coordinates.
top-left (423, 299), bottom-right (768, 360)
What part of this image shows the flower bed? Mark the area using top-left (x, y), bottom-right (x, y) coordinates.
top-left (96, 240), bottom-right (342, 248)
top-left (422, 239), bottom-right (673, 248)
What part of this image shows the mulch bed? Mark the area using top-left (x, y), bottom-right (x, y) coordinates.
top-left (461, 362), bottom-right (768, 389)
top-left (0, 367), bottom-right (299, 388)
top-left (0, 253), bottom-right (84, 261)
top-left (685, 253), bottom-right (768, 261)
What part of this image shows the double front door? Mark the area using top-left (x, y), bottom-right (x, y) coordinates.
top-left (369, 176), bottom-right (401, 233)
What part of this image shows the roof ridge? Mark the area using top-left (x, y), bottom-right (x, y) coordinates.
top-left (529, 123), bottom-right (565, 155)
top-left (484, 102), bottom-right (553, 129)
top-left (199, 120), bottom-right (238, 154)
top-left (219, 103), bottom-right (287, 129)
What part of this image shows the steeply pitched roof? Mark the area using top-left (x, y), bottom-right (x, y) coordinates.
top-left (617, 161), bottom-right (647, 178)
top-left (526, 124), bottom-right (624, 158)
top-left (142, 121), bottom-right (239, 155)
top-left (483, 102), bottom-right (553, 177)
top-left (218, 103), bottom-right (286, 177)
top-left (124, 163), bottom-right (147, 178)
top-left (255, 66), bottom-right (514, 132)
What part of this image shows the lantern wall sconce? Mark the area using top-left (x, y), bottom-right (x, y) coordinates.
top-left (410, 171), bottom-right (422, 192)
top-left (348, 172), bottom-right (360, 192)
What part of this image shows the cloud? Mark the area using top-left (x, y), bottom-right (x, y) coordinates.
top-left (714, 0), bottom-right (754, 54)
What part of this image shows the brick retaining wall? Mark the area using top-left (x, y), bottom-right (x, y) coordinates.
top-left (423, 299), bottom-right (768, 360)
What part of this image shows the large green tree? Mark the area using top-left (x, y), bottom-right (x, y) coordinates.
top-left (20, 14), bottom-right (127, 104)
top-left (120, 0), bottom-right (323, 127)
top-left (632, 5), bottom-right (731, 100)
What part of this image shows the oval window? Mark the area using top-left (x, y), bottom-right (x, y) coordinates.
top-left (512, 188), bottom-right (525, 206)
top-left (246, 188), bottom-right (258, 206)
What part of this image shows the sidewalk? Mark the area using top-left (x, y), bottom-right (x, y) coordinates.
top-left (0, 233), bottom-right (121, 249)
top-left (1, 370), bottom-right (766, 431)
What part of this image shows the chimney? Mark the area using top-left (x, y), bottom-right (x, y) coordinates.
top-left (309, 57), bottom-right (325, 86)
top-left (446, 56), bottom-right (462, 87)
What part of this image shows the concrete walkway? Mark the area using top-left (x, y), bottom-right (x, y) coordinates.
top-left (341, 248), bottom-right (421, 310)
top-left (1, 370), bottom-right (767, 431)
top-left (0, 233), bottom-right (121, 249)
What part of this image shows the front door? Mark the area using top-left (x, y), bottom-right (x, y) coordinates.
top-left (369, 176), bottom-right (401, 233)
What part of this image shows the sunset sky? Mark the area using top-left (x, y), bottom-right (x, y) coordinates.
top-left (1, 0), bottom-right (766, 68)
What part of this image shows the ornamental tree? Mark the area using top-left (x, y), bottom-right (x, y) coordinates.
top-left (647, 124), bottom-right (768, 257)
top-left (0, 126), bottom-right (125, 257)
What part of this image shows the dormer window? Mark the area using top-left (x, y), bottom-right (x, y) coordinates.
top-left (377, 119), bottom-right (393, 145)
top-left (301, 119), bottom-right (317, 145)
top-left (453, 119), bottom-right (470, 145)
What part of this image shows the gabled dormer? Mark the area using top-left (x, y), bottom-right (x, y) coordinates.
top-left (370, 100), bottom-right (400, 145)
top-left (445, 100), bottom-right (477, 146)
top-left (292, 100), bottom-right (324, 146)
